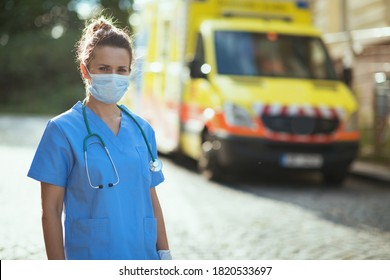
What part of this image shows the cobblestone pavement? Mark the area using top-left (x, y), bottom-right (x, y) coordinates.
top-left (1, 115), bottom-right (390, 260)
top-left (159, 161), bottom-right (390, 260)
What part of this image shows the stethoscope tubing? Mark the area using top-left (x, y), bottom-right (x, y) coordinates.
top-left (82, 105), bottom-right (120, 188)
top-left (84, 145), bottom-right (120, 189)
top-left (82, 101), bottom-right (162, 189)
top-left (117, 104), bottom-right (156, 162)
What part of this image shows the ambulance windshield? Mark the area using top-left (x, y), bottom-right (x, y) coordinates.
top-left (214, 31), bottom-right (337, 80)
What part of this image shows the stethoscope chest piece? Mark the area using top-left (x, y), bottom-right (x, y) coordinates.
top-left (150, 159), bottom-right (163, 172)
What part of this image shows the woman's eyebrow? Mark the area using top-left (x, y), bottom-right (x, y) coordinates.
top-left (118, 66), bottom-right (130, 71)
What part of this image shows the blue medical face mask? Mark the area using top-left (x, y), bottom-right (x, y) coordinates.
top-left (86, 67), bottom-right (130, 104)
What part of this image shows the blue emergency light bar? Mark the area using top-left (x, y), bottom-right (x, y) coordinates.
top-left (296, 0), bottom-right (309, 9)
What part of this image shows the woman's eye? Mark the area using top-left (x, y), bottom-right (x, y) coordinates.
top-left (117, 69), bottom-right (129, 75)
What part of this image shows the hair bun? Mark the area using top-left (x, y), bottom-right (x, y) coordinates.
top-left (91, 17), bottom-right (113, 33)
top-left (76, 14), bottom-right (133, 68)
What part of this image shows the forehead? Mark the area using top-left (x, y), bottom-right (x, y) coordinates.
top-left (90, 46), bottom-right (131, 67)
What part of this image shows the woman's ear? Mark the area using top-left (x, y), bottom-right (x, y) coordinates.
top-left (80, 63), bottom-right (90, 81)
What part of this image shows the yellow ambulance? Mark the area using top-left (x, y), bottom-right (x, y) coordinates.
top-left (129, 0), bottom-right (360, 185)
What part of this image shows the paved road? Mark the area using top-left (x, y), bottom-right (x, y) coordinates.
top-left (1, 115), bottom-right (389, 260)
top-left (160, 157), bottom-right (390, 260)
top-left (0, 115), bottom-right (49, 260)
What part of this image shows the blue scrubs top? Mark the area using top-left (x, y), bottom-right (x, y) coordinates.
top-left (28, 101), bottom-right (164, 260)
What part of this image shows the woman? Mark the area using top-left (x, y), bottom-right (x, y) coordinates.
top-left (28, 16), bottom-right (171, 260)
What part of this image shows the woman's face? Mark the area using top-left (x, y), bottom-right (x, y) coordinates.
top-left (88, 46), bottom-right (131, 76)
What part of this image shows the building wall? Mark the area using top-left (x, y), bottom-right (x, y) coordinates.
top-left (312, 0), bottom-right (390, 159)
top-left (347, 0), bottom-right (388, 29)
top-left (313, 0), bottom-right (390, 32)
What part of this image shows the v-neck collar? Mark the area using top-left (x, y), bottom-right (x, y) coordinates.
top-left (75, 101), bottom-right (127, 151)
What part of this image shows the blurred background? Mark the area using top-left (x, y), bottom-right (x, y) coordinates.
top-left (1, 0), bottom-right (389, 163)
top-left (0, 0), bottom-right (134, 115)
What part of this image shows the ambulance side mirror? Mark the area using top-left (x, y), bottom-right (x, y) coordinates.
top-left (341, 67), bottom-right (352, 88)
top-left (189, 59), bottom-right (208, 79)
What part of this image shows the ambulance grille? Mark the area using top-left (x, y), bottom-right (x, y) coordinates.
top-left (261, 116), bottom-right (339, 135)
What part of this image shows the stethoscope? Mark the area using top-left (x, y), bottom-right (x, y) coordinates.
top-left (82, 101), bottom-right (162, 189)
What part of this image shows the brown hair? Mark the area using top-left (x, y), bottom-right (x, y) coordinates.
top-left (75, 15), bottom-right (133, 68)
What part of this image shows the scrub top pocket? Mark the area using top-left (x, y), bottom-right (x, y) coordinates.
top-left (69, 218), bottom-right (110, 260)
top-left (135, 145), bottom-right (152, 187)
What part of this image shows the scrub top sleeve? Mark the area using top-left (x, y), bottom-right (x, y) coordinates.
top-left (28, 120), bottom-right (73, 188)
top-left (149, 128), bottom-right (164, 188)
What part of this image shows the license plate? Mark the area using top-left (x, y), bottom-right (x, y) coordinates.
top-left (280, 153), bottom-right (323, 168)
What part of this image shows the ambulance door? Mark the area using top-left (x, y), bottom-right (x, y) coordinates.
top-left (152, 4), bottom-right (181, 153)
top-left (182, 33), bottom-right (214, 159)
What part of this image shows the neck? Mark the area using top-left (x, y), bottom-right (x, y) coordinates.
top-left (84, 95), bottom-right (121, 120)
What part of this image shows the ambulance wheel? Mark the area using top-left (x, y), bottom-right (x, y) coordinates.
top-left (198, 135), bottom-right (223, 181)
top-left (322, 167), bottom-right (348, 186)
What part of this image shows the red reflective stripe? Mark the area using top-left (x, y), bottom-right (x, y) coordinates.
top-left (180, 103), bottom-right (203, 122)
top-left (297, 107), bottom-right (305, 117)
top-left (180, 102), bottom-right (359, 143)
top-left (313, 107), bottom-right (322, 118)
top-left (333, 131), bottom-right (360, 141)
top-left (329, 107), bottom-right (338, 119)
top-left (263, 105), bottom-right (271, 115)
top-left (256, 103), bottom-right (346, 120)
top-left (280, 106), bottom-right (288, 116)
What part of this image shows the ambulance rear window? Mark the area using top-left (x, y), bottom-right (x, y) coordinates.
top-left (214, 31), bottom-right (337, 80)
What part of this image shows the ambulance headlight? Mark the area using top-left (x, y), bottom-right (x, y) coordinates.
top-left (344, 111), bottom-right (359, 132)
top-left (224, 103), bottom-right (256, 128)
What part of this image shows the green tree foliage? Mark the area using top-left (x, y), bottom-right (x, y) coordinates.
top-left (0, 0), bottom-right (133, 114)
top-left (100, 0), bottom-right (134, 29)
top-left (0, 0), bottom-right (81, 34)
